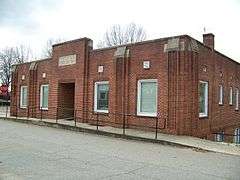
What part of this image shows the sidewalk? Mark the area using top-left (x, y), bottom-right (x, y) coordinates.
top-left (0, 115), bottom-right (239, 156)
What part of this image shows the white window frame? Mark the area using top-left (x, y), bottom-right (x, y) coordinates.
top-left (215, 131), bottom-right (224, 142)
top-left (94, 81), bottom-right (109, 113)
top-left (219, 85), bottom-right (223, 105)
top-left (137, 79), bottom-right (158, 117)
top-left (199, 81), bottom-right (208, 118)
top-left (236, 88), bottom-right (239, 110)
top-left (40, 84), bottom-right (49, 110)
top-left (234, 128), bottom-right (240, 144)
top-left (229, 87), bottom-right (233, 105)
top-left (20, 86), bottom-right (28, 108)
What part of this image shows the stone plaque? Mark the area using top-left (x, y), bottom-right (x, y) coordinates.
top-left (114, 46), bottom-right (126, 58)
top-left (59, 54), bottom-right (76, 66)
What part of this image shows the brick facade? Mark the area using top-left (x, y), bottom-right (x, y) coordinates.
top-left (10, 34), bottom-right (240, 142)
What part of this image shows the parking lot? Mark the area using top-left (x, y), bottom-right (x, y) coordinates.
top-left (0, 119), bottom-right (240, 180)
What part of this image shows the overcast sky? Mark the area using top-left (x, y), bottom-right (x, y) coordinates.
top-left (0, 0), bottom-right (240, 62)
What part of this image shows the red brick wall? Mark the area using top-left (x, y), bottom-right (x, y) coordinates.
top-left (196, 43), bottom-right (240, 141)
top-left (11, 63), bottom-right (30, 118)
top-left (35, 59), bottom-right (51, 119)
top-left (10, 35), bottom-right (240, 142)
top-left (87, 48), bottom-right (116, 125)
top-left (87, 39), bottom-right (172, 132)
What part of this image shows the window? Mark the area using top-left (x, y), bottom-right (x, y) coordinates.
top-left (229, 87), bottom-right (233, 105)
top-left (199, 81), bottom-right (208, 117)
top-left (20, 86), bottom-right (28, 108)
top-left (137, 79), bottom-right (157, 117)
top-left (94, 81), bottom-right (109, 113)
top-left (219, 85), bottom-right (223, 105)
top-left (234, 128), bottom-right (240, 144)
top-left (40, 85), bottom-right (49, 110)
top-left (236, 88), bottom-right (239, 110)
top-left (215, 131), bottom-right (224, 142)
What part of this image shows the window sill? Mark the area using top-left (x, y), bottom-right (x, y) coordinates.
top-left (20, 106), bottom-right (27, 109)
top-left (40, 108), bottom-right (48, 111)
top-left (137, 112), bottom-right (157, 117)
top-left (199, 114), bottom-right (208, 118)
top-left (218, 103), bottom-right (223, 106)
top-left (94, 110), bottom-right (109, 114)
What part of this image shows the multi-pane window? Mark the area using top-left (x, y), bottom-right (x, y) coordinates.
top-left (199, 81), bottom-right (208, 117)
top-left (236, 88), bottom-right (239, 110)
top-left (229, 87), bottom-right (233, 105)
top-left (40, 85), bottom-right (49, 110)
top-left (94, 81), bottom-right (109, 113)
top-left (137, 79), bottom-right (157, 117)
top-left (219, 85), bottom-right (223, 105)
top-left (234, 128), bottom-right (240, 144)
top-left (215, 131), bottom-right (224, 142)
top-left (20, 86), bottom-right (28, 108)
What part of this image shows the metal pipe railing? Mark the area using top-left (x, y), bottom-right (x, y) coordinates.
top-left (2, 104), bottom-right (240, 144)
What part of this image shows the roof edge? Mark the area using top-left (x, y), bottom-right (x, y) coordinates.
top-left (185, 35), bottom-right (240, 65)
top-left (52, 37), bottom-right (92, 47)
top-left (12, 58), bottom-right (51, 67)
top-left (12, 34), bottom-right (240, 66)
top-left (92, 34), bottom-right (189, 52)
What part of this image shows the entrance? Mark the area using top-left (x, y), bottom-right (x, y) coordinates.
top-left (58, 83), bottom-right (75, 120)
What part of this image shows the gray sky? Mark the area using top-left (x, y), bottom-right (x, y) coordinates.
top-left (0, 0), bottom-right (240, 62)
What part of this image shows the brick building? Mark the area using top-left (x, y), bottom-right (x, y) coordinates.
top-left (10, 33), bottom-right (240, 142)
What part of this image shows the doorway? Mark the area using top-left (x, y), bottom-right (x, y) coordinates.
top-left (58, 83), bottom-right (75, 120)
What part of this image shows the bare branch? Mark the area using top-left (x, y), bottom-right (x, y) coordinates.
top-left (0, 45), bottom-right (31, 87)
top-left (42, 38), bottom-right (64, 58)
top-left (99, 23), bottom-right (147, 48)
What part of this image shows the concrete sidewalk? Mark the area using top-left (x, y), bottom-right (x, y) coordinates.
top-left (0, 115), bottom-right (239, 156)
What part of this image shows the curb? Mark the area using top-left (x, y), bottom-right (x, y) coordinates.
top-left (0, 117), bottom-right (213, 152)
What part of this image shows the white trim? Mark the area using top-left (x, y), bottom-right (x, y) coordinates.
top-left (229, 87), bottom-right (233, 105)
top-left (199, 81), bottom-right (208, 118)
top-left (234, 128), bottom-right (240, 143)
top-left (219, 85), bottom-right (223, 105)
top-left (20, 86), bottom-right (27, 108)
top-left (236, 88), bottom-right (239, 110)
top-left (94, 81), bottom-right (109, 113)
top-left (215, 131), bottom-right (224, 142)
top-left (137, 79), bottom-right (158, 117)
top-left (40, 84), bottom-right (49, 110)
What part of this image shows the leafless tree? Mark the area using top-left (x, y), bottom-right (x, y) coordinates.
top-left (0, 45), bottom-right (31, 87)
top-left (98, 23), bottom-right (147, 48)
top-left (42, 38), bottom-right (64, 58)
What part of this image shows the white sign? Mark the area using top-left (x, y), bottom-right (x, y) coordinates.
top-left (98, 65), bottom-right (104, 73)
top-left (143, 61), bottom-right (150, 69)
top-left (42, 73), bottom-right (46, 78)
top-left (59, 54), bottom-right (76, 66)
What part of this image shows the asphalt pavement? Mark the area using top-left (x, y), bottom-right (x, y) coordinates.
top-left (0, 119), bottom-right (239, 180)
